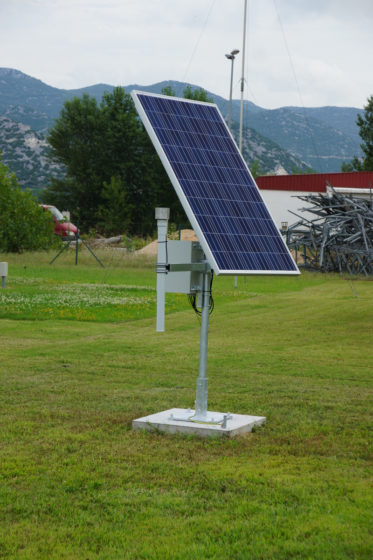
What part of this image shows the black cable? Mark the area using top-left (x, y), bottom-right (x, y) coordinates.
top-left (188, 271), bottom-right (214, 316)
top-left (157, 238), bottom-right (168, 264)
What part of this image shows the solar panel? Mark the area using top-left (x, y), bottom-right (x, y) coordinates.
top-left (131, 91), bottom-right (299, 276)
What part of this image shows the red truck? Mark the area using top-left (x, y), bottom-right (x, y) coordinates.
top-left (40, 205), bottom-right (78, 239)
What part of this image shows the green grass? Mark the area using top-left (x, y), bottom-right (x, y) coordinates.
top-left (0, 248), bottom-right (372, 559)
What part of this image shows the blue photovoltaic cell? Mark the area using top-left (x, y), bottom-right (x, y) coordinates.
top-left (132, 91), bottom-right (299, 275)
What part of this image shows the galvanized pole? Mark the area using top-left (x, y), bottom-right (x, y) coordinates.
top-left (236, 0), bottom-right (248, 290)
top-left (194, 268), bottom-right (211, 420)
top-left (228, 56), bottom-right (234, 131)
top-left (239, 0), bottom-right (247, 155)
top-left (225, 49), bottom-right (239, 135)
top-left (155, 207), bottom-right (170, 333)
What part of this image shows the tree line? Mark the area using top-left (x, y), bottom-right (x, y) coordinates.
top-left (1, 89), bottom-right (372, 252)
top-left (0, 154), bottom-right (55, 252)
top-left (42, 88), bottom-right (373, 236)
top-left (342, 95), bottom-right (373, 172)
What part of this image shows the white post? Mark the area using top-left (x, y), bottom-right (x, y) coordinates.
top-left (155, 208), bottom-right (170, 332)
top-left (0, 262), bottom-right (8, 289)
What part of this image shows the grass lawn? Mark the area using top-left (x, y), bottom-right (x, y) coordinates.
top-left (0, 248), bottom-right (372, 559)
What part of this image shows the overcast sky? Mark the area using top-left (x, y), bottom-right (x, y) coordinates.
top-left (1, 0), bottom-right (372, 109)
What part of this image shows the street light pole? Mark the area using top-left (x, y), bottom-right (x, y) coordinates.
top-left (225, 48), bottom-right (240, 290)
top-left (225, 49), bottom-right (239, 131)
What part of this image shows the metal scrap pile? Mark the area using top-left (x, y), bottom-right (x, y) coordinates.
top-left (285, 187), bottom-right (373, 275)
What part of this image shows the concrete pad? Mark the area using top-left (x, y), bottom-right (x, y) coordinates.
top-left (132, 408), bottom-right (266, 438)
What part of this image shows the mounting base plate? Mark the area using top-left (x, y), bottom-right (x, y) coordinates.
top-left (132, 408), bottom-right (266, 438)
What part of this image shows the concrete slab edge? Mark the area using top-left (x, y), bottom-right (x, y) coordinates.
top-left (132, 408), bottom-right (266, 438)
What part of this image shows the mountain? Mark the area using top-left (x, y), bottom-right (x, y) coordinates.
top-left (243, 106), bottom-right (361, 172)
top-left (122, 80), bottom-right (362, 172)
top-left (0, 68), bottom-right (114, 133)
top-left (0, 68), bottom-right (363, 193)
top-left (229, 120), bottom-right (306, 176)
top-left (0, 70), bottom-right (263, 132)
top-left (0, 115), bottom-right (63, 191)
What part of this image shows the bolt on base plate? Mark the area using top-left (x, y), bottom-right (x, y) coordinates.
top-left (168, 408), bottom-right (232, 426)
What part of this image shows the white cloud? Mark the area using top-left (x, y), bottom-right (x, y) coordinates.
top-left (0, 0), bottom-right (372, 108)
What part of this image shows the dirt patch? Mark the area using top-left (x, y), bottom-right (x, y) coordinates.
top-left (179, 229), bottom-right (198, 241)
top-left (136, 240), bottom-right (158, 256)
top-left (136, 230), bottom-right (198, 256)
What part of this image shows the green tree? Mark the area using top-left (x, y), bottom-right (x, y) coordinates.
top-left (182, 85), bottom-right (213, 103)
top-left (97, 176), bottom-right (132, 236)
top-left (44, 87), bottom-right (178, 235)
top-left (250, 160), bottom-right (263, 178)
top-left (162, 84), bottom-right (213, 103)
top-left (291, 165), bottom-right (316, 175)
top-left (341, 95), bottom-right (373, 171)
top-left (45, 94), bottom-right (104, 225)
top-left (0, 154), bottom-right (54, 252)
top-left (161, 85), bottom-right (176, 97)
top-left (341, 161), bottom-right (354, 172)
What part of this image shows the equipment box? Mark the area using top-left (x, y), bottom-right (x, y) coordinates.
top-left (165, 241), bottom-right (204, 294)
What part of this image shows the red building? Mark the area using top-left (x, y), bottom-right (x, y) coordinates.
top-left (255, 172), bottom-right (373, 227)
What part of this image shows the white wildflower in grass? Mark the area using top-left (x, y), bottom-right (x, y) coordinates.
top-left (77, 282), bottom-right (155, 292)
top-left (0, 286), bottom-right (154, 308)
top-left (0, 280), bottom-right (157, 321)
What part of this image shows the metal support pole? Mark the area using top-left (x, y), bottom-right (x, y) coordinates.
top-left (49, 234), bottom-right (104, 267)
top-left (75, 224), bottom-right (79, 265)
top-left (225, 49), bottom-right (239, 139)
top-left (155, 208), bottom-right (170, 333)
top-left (235, 0), bottom-right (248, 292)
top-left (239, 0), bottom-right (247, 155)
top-left (228, 57), bottom-right (234, 131)
top-left (49, 239), bottom-right (72, 264)
top-left (193, 268), bottom-right (211, 421)
top-left (80, 238), bottom-right (105, 268)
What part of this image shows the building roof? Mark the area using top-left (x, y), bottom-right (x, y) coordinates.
top-left (256, 172), bottom-right (373, 192)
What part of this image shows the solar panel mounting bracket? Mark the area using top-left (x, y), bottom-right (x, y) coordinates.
top-left (155, 209), bottom-right (207, 332)
top-left (167, 262), bottom-right (210, 273)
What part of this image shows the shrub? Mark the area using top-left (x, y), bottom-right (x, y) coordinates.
top-left (0, 156), bottom-right (55, 252)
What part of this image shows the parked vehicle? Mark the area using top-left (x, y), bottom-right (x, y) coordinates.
top-left (40, 205), bottom-right (78, 239)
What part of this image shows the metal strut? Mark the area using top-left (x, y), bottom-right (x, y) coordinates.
top-left (193, 268), bottom-right (211, 421)
top-left (189, 267), bottom-right (230, 425)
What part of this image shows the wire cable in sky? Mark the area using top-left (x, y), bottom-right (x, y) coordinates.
top-left (244, 0), bottom-right (258, 108)
top-left (272, 0), bottom-right (322, 171)
top-left (178, 0), bottom-right (217, 96)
